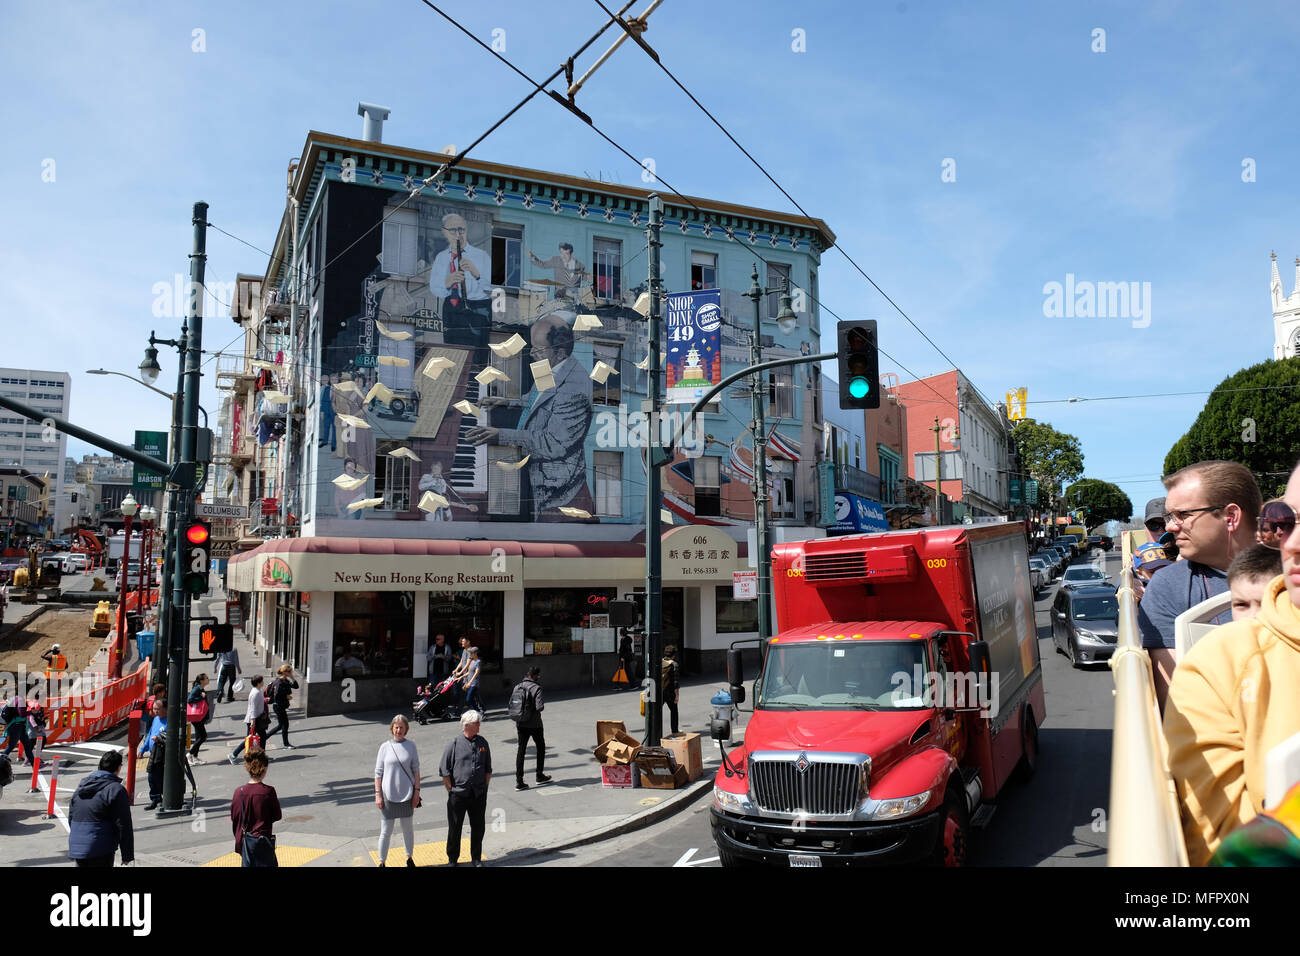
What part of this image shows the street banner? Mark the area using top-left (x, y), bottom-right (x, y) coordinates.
top-left (664, 289), bottom-right (722, 405)
top-left (132, 430), bottom-right (168, 492)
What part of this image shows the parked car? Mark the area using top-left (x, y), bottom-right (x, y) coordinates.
top-left (61, 553), bottom-right (90, 574)
top-left (1040, 546), bottom-right (1069, 573)
top-left (1028, 556), bottom-right (1053, 590)
top-left (1087, 535), bottom-right (1104, 549)
top-left (1061, 565), bottom-right (1111, 590)
top-left (1052, 586), bottom-right (1119, 666)
top-left (1098, 535), bottom-right (1113, 552)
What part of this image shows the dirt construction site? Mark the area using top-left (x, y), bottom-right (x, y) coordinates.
top-left (0, 605), bottom-right (107, 684)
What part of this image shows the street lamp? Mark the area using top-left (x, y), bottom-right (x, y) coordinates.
top-left (139, 346), bottom-right (162, 386)
top-left (742, 266), bottom-right (799, 646)
top-left (113, 492), bottom-right (139, 680)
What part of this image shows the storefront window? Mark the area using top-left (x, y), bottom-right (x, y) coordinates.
top-left (716, 585), bottom-right (758, 634)
top-left (429, 591), bottom-right (504, 673)
top-left (333, 591), bottom-right (415, 678)
top-left (273, 591), bottom-right (309, 670)
top-left (524, 588), bottom-right (618, 655)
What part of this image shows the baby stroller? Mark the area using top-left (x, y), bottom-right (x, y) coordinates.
top-left (412, 676), bottom-right (460, 725)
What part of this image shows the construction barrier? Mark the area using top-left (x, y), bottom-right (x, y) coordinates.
top-left (27, 754), bottom-right (40, 793)
top-left (44, 756), bottom-right (60, 819)
top-left (44, 661), bottom-right (150, 747)
top-left (1107, 566), bottom-right (1188, 866)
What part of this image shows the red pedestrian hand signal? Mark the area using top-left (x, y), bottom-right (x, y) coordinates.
top-left (200, 623), bottom-right (233, 654)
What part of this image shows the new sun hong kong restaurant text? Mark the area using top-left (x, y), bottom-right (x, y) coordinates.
top-left (226, 528), bottom-right (756, 715)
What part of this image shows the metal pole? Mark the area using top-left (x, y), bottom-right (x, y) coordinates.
top-left (644, 194), bottom-right (663, 747)
top-left (933, 417), bottom-right (943, 524)
top-left (748, 267), bottom-right (772, 645)
top-left (112, 512), bottom-right (133, 680)
top-left (152, 365), bottom-right (183, 690)
top-left (163, 200), bottom-right (207, 813)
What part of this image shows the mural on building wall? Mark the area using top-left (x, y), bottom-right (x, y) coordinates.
top-left (314, 188), bottom-right (656, 525)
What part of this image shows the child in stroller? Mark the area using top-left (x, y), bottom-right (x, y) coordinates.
top-left (412, 676), bottom-right (460, 725)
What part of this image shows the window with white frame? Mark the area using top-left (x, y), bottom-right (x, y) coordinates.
top-left (381, 207), bottom-right (419, 277)
top-left (593, 237), bottom-right (622, 300)
top-left (691, 251), bottom-right (717, 290)
top-left (491, 223), bottom-right (523, 288)
top-left (374, 442), bottom-right (413, 511)
top-left (766, 367), bottom-right (794, 419)
top-left (594, 451), bottom-right (622, 516)
top-left (695, 455), bottom-right (721, 517)
top-left (766, 262), bottom-right (791, 317)
top-left (487, 445), bottom-right (522, 515)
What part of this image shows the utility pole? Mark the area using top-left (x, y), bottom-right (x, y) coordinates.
top-left (644, 194), bottom-right (664, 747)
top-left (745, 268), bottom-right (773, 644)
top-left (149, 332), bottom-right (185, 691)
top-left (931, 416), bottom-right (943, 525)
top-left (162, 201), bottom-right (207, 813)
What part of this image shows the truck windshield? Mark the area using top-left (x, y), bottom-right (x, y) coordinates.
top-left (758, 641), bottom-right (929, 710)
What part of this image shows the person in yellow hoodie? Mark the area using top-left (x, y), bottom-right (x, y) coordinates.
top-left (1164, 461), bottom-right (1300, 865)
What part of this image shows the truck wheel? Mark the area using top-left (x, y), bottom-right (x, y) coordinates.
top-left (932, 789), bottom-right (969, 867)
top-left (1016, 710), bottom-right (1040, 783)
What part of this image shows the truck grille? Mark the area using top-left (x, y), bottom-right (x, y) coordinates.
top-left (749, 754), bottom-right (866, 816)
top-left (804, 553), bottom-right (867, 582)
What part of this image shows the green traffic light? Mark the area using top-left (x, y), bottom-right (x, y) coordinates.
top-left (849, 377), bottom-right (871, 399)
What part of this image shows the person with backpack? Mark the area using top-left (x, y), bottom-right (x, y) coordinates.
top-left (1, 694), bottom-right (32, 765)
top-left (230, 749), bottom-right (281, 867)
top-left (510, 667), bottom-right (551, 791)
top-left (262, 665), bottom-right (300, 750)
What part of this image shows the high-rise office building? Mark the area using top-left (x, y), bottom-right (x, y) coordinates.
top-left (0, 368), bottom-right (70, 535)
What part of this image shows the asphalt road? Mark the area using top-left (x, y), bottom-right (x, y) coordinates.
top-left (548, 548), bottom-right (1121, 868)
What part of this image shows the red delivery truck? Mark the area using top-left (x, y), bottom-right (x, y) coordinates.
top-left (710, 523), bottom-right (1045, 867)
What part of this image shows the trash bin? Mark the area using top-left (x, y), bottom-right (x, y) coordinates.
top-left (135, 630), bottom-right (155, 661)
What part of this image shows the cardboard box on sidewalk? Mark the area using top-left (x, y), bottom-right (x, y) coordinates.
top-left (636, 748), bottom-right (688, 789)
top-left (661, 732), bottom-right (703, 782)
top-left (594, 721), bottom-right (642, 766)
top-left (600, 764), bottom-right (639, 788)
top-left (597, 719), bottom-right (627, 747)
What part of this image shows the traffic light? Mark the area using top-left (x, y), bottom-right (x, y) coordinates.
top-left (183, 519), bottom-right (212, 595)
top-left (837, 320), bottom-right (880, 409)
top-left (199, 622), bottom-right (233, 654)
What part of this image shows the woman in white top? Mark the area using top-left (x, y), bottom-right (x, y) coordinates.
top-left (229, 675), bottom-right (269, 763)
top-left (374, 714), bottom-right (420, 867)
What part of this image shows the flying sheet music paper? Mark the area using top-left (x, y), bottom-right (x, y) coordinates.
top-left (634, 351), bottom-right (666, 371)
top-left (347, 497), bottom-right (385, 512)
top-left (376, 320), bottom-right (412, 341)
top-left (495, 455), bottom-right (530, 471)
top-left (590, 361), bottom-right (617, 384)
top-left (453, 400), bottom-right (481, 418)
top-left (335, 379), bottom-right (365, 397)
top-left (474, 366), bottom-right (510, 385)
top-left (574, 313), bottom-right (603, 331)
top-left (421, 357), bottom-right (455, 380)
top-left (377, 355), bottom-right (409, 367)
top-left (661, 509), bottom-right (674, 524)
top-left (530, 359), bottom-right (556, 392)
top-left (249, 359), bottom-right (281, 371)
top-left (331, 473), bottom-right (370, 491)
top-left (365, 382), bottom-right (395, 405)
top-left (418, 490), bottom-right (449, 514)
top-left (388, 447), bottom-right (421, 462)
top-left (261, 390), bottom-right (289, 404)
top-left (489, 333), bottom-right (526, 358)
top-left (559, 507), bottom-right (592, 519)
top-left (337, 414), bottom-right (371, 429)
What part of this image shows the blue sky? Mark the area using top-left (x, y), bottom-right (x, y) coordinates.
top-left (3, 0), bottom-right (1297, 512)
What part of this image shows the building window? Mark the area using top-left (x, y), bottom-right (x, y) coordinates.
top-left (767, 367), bottom-right (794, 419)
top-left (593, 237), bottom-right (622, 300)
top-left (696, 455), bottom-right (721, 517)
top-left (333, 591), bottom-right (414, 679)
top-left (491, 222), bottom-right (523, 288)
top-left (878, 446), bottom-right (900, 504)
top-left (691, 251), bottom-right (717, 290)
top-left (380, 207), bottom-right (419, 277)
top-left (429, 591), bottom-right (504, 673)
top-left (524, 587), bottom-right (618, 655)
top-left (591, 343), bottom-right (621, 406)
top-left (375, 441), bottom-right (412, 511)
top-left (274, 592), bottom-right (309, 672)
top-left (766, 262), bottom-right (791, 317)
top-left (487, 330), bottom-right (523, 400)
top-left (716, 585), bottom-right (758, 634)
top-left (594, 451), bottom-right (622, 516)
top-left (487, 445), bottom-right (522, 515)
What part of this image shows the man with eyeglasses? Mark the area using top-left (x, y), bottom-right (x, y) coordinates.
top-left (1138, 461), bottom-right (1262, 712)
top-left (429, 213), bottom-right (492, 346)
top-left (1164, 462), bottom-right (1300, 865)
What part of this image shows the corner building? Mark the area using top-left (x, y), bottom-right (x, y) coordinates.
top-left (222, 124), bottom-right (838, 713)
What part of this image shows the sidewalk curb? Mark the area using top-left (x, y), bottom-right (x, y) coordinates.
top-left (512, 774), bottom-right (714, 862)
top-left (1, 603), bottom-right (51, 639)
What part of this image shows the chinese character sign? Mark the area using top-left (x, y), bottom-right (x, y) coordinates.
top-left (665, 289), bottom-right (722, 405)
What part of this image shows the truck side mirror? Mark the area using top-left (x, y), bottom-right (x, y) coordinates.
top-left (730, 683), bottom-right (746, 705)
top-left (710, 717), bottom-right (731, 741)
top-left (727, 648), bottom-right (744, 687)
top-left (967, 640), bottom-right (991, 680)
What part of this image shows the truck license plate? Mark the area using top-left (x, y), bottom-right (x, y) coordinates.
top-left (789, 854), bottom-right (822, 868)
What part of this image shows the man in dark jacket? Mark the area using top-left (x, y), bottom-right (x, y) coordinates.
top-left (67, 750), bottom-right (134, 867)
top-left (513, 667), bottom-right (551, 791)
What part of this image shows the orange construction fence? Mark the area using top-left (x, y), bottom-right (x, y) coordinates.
top-left (44, 661), bottom-right (150, 746)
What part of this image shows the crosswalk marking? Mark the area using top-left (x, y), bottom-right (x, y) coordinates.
top-left (203, 846), bottom-right (331, 867)
top-left (369, 841), bottom-right (483, 867)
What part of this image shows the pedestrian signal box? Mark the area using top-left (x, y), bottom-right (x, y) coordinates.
top-left (199, 622), bottom-right (233, 654)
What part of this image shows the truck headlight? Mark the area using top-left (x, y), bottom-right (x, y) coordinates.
top-left (712, 786), bottom-right (752, 814)
top-left (859, 790), bottom-right (932, 820)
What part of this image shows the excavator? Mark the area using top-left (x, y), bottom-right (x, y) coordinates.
top-left (12, 546), bottom-right (62, 603)
top-left (69, 529), bottom-right (103, 568)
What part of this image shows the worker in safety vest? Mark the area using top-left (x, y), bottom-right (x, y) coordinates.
top-left (41, 643), bottom-right (68, 681)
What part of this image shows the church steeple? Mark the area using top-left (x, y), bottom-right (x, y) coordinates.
top-left (1273, 251), bottom-right (1300, 360)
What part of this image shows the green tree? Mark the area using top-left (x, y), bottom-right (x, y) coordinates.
top-left (1162, 357), bottom-right (1300, 499)
top-left (1063, 478), bottom-right (1133, 530)
top-left (1012, 419), bottom-right (1084, 514)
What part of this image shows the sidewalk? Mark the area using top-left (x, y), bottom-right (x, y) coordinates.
top-left (0, 591), bottom-right (741, 867)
